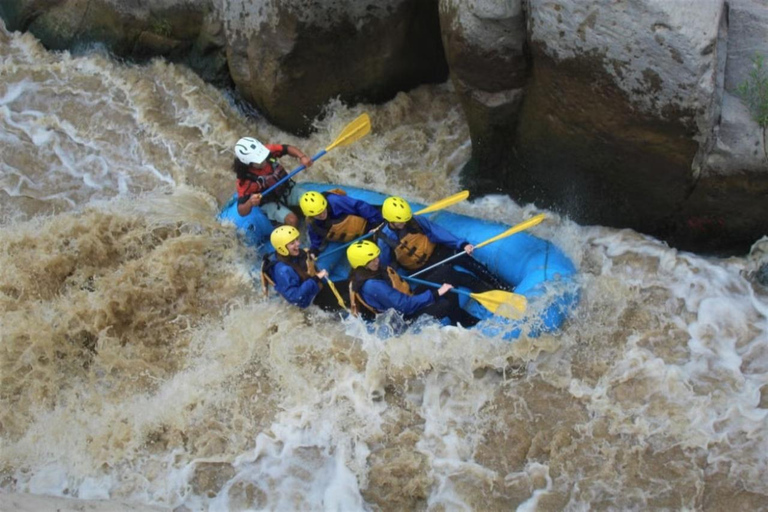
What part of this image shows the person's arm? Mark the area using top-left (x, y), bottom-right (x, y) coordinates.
top-left (237, 193), bottom-right (262, 217)
top-left (329, 195), bottom-right (384, 226)
top-left (375, 230), bottom-right (395, 268)
top-left (306, 222), bottom-right (325, 254)
top-left (272, 263), bottom-right (321, 308)
top-left (363, 279), bottom-right (436, 316)
top-left (415, 216), bottom-right (467, 251)
top-left (285, 145), bottom-right (313, 168)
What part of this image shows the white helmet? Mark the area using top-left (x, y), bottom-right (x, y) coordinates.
top-left (235, 137), bottom-right (270, 165)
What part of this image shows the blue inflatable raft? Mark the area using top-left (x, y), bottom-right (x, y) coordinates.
top-left (219, 182), bottom-right (579, 339)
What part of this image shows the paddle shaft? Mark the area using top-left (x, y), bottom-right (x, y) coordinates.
top-left (409, 250), bottom-right (467, 278)
top-left (260, 113), bottom-right (370, 200)
top-left (410, 213), bottom-right (547, 278)
top-left (324, 276), bottom-right (347, 310)
top-left (404, 275), bottom-right (527, 317)
top-left (403, 276), bottom-right (472, 299)
top-left (260, 148), bottom-right (327, 199)
top-left (317, 227), bottom-right (377, 260)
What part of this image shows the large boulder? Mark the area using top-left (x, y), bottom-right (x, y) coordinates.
top-left (0, 0), bottom-right (229, 84)
top-left (455, 0), bottom-right (766, 253)
top-left (463, 0), bottom-right (724, 244)
top-left (680, 0), bottom-right (768, 252)
top-left (438, 0), bottom-right (527, 169)
top-left (219, 0), bottom-right (448, 134)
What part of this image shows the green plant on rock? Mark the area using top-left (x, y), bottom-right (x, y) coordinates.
top-left (149, 16), bottom-right (172, 37)
top-left (737, 53), bottom-right (768, 159)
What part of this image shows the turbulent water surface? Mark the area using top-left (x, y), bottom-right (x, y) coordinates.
top-left (1, 23), bottom-right (767, 511)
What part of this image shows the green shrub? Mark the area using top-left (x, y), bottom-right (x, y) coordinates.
top-left (737, 53), bottom-right (768, 158)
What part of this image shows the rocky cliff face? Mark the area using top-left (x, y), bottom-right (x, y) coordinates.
top-left (438, 0), bottom-right (528, 173)
top-left (218, 0), bottom-right (448, 134)
top-left (442, 0), bottom-right (766, 253)
top-left (1, 0), bottom-right (765, 253)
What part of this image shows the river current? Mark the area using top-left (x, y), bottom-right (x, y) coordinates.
top-left (1, 22), bottom-right (767, 511)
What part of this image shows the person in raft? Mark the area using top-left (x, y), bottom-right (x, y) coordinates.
top-left (346, 239), bottom-right (479, 327)
top-left (233, 137), bottom-right (313, 227)
top-left (261, 225), bottom-right (349, 312)
top-left (299, 190), bottom-right (384, 256)
top-left (375, 196), bottom-right (506, 292)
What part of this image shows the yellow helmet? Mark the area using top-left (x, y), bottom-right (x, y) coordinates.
top-left (382, 196), bottom-right (412, 223)
top-left (347, 240), bottom-right (381, 269)
top-left (270, 225), bottom-right (300, 256)
top-left (299, 191), bottom-right (328, 217)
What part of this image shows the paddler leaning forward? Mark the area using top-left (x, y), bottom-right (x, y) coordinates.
top-left (261, 225), bottom-right (349, 313)
top-left (375, 196), bottom-right (507, 292)
top-left (346, 240), bottom-right (479, 327)
top-left (299, 189), bottom-right (383, 256)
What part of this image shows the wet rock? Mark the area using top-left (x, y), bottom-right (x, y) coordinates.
top-left (439, 0), bottom-right (527, 175)
top-left (0, 0), bottom-right (229, 84)
top-left (475, 1), bottom-right (726, 246)
top-left (756, 263), bottom-right (768, 287)
top-left (222, 0), bottom-right (448, 134)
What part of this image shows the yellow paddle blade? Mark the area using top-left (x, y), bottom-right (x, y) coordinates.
top-left (470, 290), bottom-right (527, 319)
top-left (325, 113), bottom-right (371, 152)
top-left (415, 190), bottom-right (469, 215)
top-left (476, 213), bottom-right (547, 250)
top-left (325, 278), bottom-right (347, 310)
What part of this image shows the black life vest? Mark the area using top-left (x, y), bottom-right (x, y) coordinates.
top-left (348, 266), bottom-right (411, 316)
top-left (237, 157), bottom-right (292, 203)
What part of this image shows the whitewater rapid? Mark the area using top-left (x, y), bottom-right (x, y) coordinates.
top-left (1, 22), bottom-right (767, 511)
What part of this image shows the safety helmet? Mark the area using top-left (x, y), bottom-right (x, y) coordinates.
top-left (347, 240), bottom-right (381, 269)
top-left (382, 196), bottom-right (412, 223)
top-left (235, 137), bottom-right (270, 165)
top-left (299, 191), bottom-right (328, 217)
top-left (270, 225), bottom-right (300, 256)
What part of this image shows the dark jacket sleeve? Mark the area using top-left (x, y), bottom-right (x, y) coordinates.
top-left (327, 194), bottom-right (384, 227)
top-left (272, 262), bottom-right (321, 308)
top-left (415, 216), bottom-right (467, 250)
top-left (361, 279), bottom-right (435, 316)
top-left (307, 222), bottom-right (325, 253)
top-left (375, 226), bottom-right (397, 268)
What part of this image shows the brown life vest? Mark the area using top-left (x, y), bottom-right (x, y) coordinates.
top-left (261, 249), bottom-right (320, 296)
top-left (308, 190), bottom-right (368, 244)
top-left (392, 222), bottom-right (436, 270)
top-left (313, 215), bottom-right (368, 243)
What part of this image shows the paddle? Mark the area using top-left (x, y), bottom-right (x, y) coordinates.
top-left (260, 113), bottom-right (371, 199)
top-left (324, 277), bottom-right (347, 310)
top-left (316, 190), bottom-right (470, 260)
top-left (410, 213), bottom-right (547, 278)
top-left (403, 276), bottom-right (527, 319)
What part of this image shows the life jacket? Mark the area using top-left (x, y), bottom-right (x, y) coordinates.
top-left (385, 220), bottom-right (436, 271)
top-left (261, 249), bottom-right (320, 296)
top-left (236, 157), bottom-right (291, 203)
top-left (308, 191), bottom-right (368, 244)
top-left (348, 266), bottom-right (411, 316)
